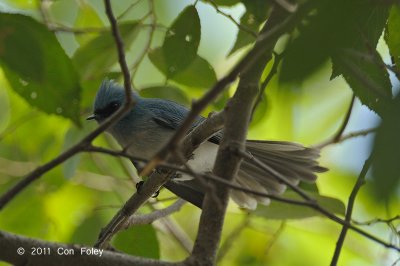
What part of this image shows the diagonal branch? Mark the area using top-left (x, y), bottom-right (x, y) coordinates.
top-left (124, 199), bottom-right (186, 228)
top-left (330, 153), bottom-right (374, 266)
top-left (0, 230), bottom-right (177, 266)
top-left (188, 6), bottom-right (292, 265)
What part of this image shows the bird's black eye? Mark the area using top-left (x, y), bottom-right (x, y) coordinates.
top-left (95, 101), bottom-right (120, 118)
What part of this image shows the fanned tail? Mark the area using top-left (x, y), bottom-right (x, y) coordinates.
top-left (231, 140), bottom-right (328, 210)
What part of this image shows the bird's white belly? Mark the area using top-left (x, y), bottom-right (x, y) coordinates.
top-left (178, 142), bottom-right (219, 181)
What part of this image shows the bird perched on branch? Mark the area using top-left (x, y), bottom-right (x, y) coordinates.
top-left (87, 80), bottom-right (327, 210)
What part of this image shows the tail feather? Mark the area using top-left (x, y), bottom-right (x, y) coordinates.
top-left (232, 140), bottom-right (327, 210)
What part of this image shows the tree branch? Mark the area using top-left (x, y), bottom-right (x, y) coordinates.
top-left (0, 230), bottom-right (177, 266)
top-left (124, 199), bottom-right (186, 228)
top-left (207, 0), bottom-right (258, 38)
top-left (93, 112), bottom-right (226, 249)
top-left (315, 127), bottom-right (377, 149)
top-left (187, 7), bottom-right (291, 265)
top-left (330, 153), bottom-right (374, 266)
top-left (332, 93), bottom-right (356, 142)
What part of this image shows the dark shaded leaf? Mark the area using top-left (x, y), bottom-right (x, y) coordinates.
top-left (72, 22), bottom-right (139, 80)
top-left (385, 4), bottom-right (400, 76)
top-left (139, 85), bottom-right (190, 105)
top-left (0, 13), bottom-right (81, 125)
top-left (280, 0), bottom-right (389, 83)
top-left (333, 48), bottom-right (392, 115)
top-left (254, 192), bottom-right (345, 220)
top-left (372, 95), bottom-right (400, 201)
top-left (149, 47), bottom-right (217, 88)
top-left (113, 225), bottom-right (160, 259)
top-left (163, 5), bottom-right (200, 77)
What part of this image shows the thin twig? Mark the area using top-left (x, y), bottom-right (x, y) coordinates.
top-left (353, 215), bottom-right (400, 226)
top-left (274, 0), bottom-right (298, 13)
top-left (217, 215), bottom-right (250, 263)
top-left (131, 0), bottom-right (157, 86)
top-left (251, 51), bottom-right (282, 118)
top-left (124, 199), bottom-right (186, 228)
top-left (315, 127), bottom-right (378, 149)
top-left (332, 94), bottom-right (356, 142)
top-left (264, 221), bottom-right (286, 255)
top-left (104, 0), bottom-right (134, 102)
top-left (207, 0), bottom-right (258, 38)
top-left (330, 153), bottom-right (374, 266)
top-left (117, 0), bottom-right (143, 20)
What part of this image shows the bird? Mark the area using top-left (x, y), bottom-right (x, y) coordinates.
top-left (87, 79), bottom-right (327, 210)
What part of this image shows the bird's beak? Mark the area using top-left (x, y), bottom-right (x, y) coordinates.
top-left (86, 114), bottom-right (97, 121)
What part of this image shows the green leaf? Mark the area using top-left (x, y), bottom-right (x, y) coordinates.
top-left (228, 0), bottom-right (270, 55)
top-left (0, 13), bottom-right (81, 125)
top-left (385, 4), bottom-right (400, 75)
top-left (280, 0), bottom-right (389, 83)
top-left (74, 2), bottom-right (104, 46)
top-left (254, 192), bottom-right (345, 220)
top-left (372, 96), bottom-right (400, 201)
top-left (163, 5), bottom-right (200, 77)
top-left (139, 85), bottom-right (190, 105)
top-left (113, 225), bottom-right (160, 259)
top-left (333, 48), bottom-right (392, 115)
top-left (149, 47), bottom-right (217, 88)
top-left (72, 22), bottom-right (139, 80)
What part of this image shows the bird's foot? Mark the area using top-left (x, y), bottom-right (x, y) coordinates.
top-left (135, 181), bottom-right (160, 198)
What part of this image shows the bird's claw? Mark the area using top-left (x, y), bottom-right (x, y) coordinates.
top-left (135, 181), bottom-right (160, 198)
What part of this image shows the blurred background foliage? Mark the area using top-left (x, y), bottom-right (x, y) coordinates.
top-left (0, 0), bottom-right (399, 265)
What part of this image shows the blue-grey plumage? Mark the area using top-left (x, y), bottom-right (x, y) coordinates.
top-left (88, 80), bottom-right (327, 209)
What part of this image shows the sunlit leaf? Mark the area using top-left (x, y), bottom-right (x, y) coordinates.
top-left (254, 192), bottom-right (345, 220)
top-left (0, 13), bottom-right (81, 125)
top-left (149, 47), bottom-right (217, 88)
top-left (163, 5), bottom-right (200, 77)
top-left (113, 225), bottom-right (160, 259)
top-left (372, 95), bottom-right (400, 201)
top-left (74, 2), bottom-right (104, 46)
top-left (72, 22), bottom-right (139, 80)
top-left (139, 85), bottom-right (190, 105)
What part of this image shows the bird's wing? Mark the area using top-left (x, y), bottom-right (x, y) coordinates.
top-left (148, 99), bottom-right (222, 144)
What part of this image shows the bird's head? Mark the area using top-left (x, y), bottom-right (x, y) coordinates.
top-left (87, 79), bottom-right (134, 123)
